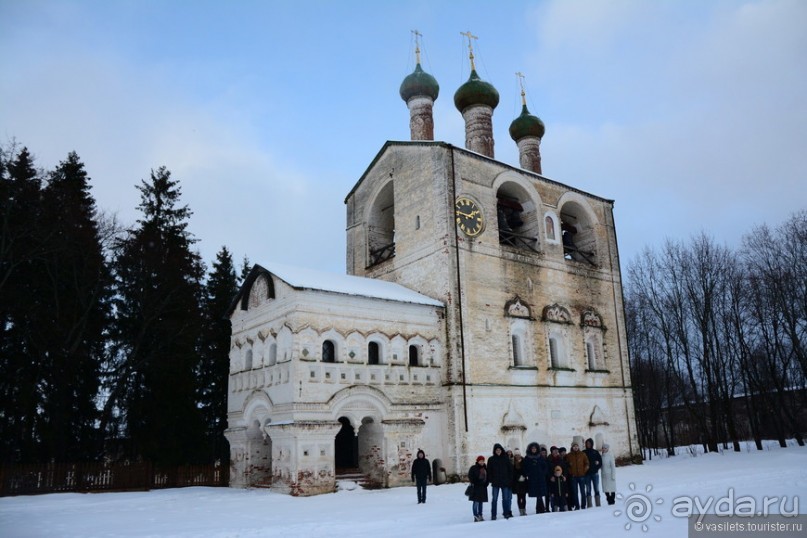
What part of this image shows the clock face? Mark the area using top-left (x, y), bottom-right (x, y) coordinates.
top-left (455, 197), bottom-right (484, 237)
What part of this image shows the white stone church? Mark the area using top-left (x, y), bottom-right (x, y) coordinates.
top-left (225, 41), bottom-right (640, 495)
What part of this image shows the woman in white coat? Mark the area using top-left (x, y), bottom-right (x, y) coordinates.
top-left (600, 443), bottom-right (617, 505)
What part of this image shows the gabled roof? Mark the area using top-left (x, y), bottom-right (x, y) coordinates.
top-left (228, 262), bottom-right (443, 316)
top-left (344, 140), bottom-right (615, 205)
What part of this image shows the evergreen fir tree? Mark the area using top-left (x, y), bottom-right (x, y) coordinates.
top-left (106, 167), bottom-right (206, 465)
top-left (0, 146), bottom-right (45, 462)
top-left (36, 152), bottom-right (111, 461)
top-left (198, 246), bottom-right (239, 462)
top-left (239, 254), bottom-right (251, 283)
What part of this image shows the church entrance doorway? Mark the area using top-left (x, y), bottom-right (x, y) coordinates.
top-left (335, 416), bottom-right (358, 471)
top-left (246, 419), bottom-right (272, 487)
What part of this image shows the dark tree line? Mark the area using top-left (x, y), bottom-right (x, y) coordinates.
top-left (1, 144), bottom-right (240, 465)
top-left (626, 211), bottom-right (807, 457)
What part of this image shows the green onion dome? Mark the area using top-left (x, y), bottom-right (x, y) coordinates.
top-left (400, 63), bottom-right (440, 102)
top-left (453, 70), bottom-right (499, 112)
top-left (509, 104), bottom-right (545, 141)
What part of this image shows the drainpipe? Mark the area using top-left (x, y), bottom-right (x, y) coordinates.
top-left (607, 203), bottom-right (635, 460)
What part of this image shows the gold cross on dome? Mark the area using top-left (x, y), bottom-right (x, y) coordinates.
top-left (461, 31), bottom-right (478, 71)
top-left (516, 71), bottom-right (527, 105)
top-left (412, 29), bottom-right (422, 63)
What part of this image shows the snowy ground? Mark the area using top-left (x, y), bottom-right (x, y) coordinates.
top-left (2, 442), bottom-right (805, 538)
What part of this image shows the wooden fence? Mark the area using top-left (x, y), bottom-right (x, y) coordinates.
top-left (0, 461), bottom-right (228, 497)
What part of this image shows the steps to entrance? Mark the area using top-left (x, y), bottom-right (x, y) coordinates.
top-left (335, 469), bottom-right (370, 491)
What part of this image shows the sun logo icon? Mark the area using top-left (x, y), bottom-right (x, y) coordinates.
top-left (613, 482), bottom-right (664, 532)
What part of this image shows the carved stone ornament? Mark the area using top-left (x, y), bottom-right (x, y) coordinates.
top-left (248, 275), bottom-right (269, 309)
top-left (542, 303), bottom-right (572, 324)
top-left (581, 309), bottom-right (604, 329)
top-left (501, 401), bottom-right (527, 432)
top-left (589, 405), bottom-right (610, 427)
top-left (504, 296), bottom-right (531, 319)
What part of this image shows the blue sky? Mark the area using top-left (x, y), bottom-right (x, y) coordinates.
top-left (1, 0), bottom-right (805, 275)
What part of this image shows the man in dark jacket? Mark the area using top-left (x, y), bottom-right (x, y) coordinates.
top-left (486, 443), bottom-right (514, 520)
top-left (411, 449), bottom-right (432, 504)
top-left (584, 438), bottom-right (603, 507)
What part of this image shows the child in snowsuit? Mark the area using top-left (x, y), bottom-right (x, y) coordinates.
top-left (548, 465), bottom-right (568, 512)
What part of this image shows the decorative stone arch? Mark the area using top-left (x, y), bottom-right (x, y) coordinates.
top-left (505, 295), bottom-right (532, 319)
top-left (319, 328), bottom-right (344, 362)
top-left (544, 210), bottom-right (560, 243)
top-left (542, 303), bottom-right (572, 324)
top-left (492, 171), bottom-right (544, 252)
top-left (367, 333), bottom-right (390, 364)
top-left (298, 327), bottom-right (318, 360)
top-left (329, 385), bottom-right (392, 426)
top-left (345, 331), bottom-right (365, 363)
top-left (230, 341), bottom-right (244, 373)
top-left (239, 268), bottom-right (275, 311)
top-left (241, 390), bottom-right (275, 487)
top-left (580, 308), bottom-right (605, 329)
top-left (329, 386), bottom-right (391, 479)
top-left (407, 335), bottom-right (429, 366)
top-left (557, 192), bottom-right (600, 265)
top-left (366, 179), bottom-right (395, 267)
top-left (243, 390), bottom-right (275, 426)
top-left (276, 325), bottom-right (293, 363)
top-left (427, 338), bottom-right (442, 367)
top-left (390, 334), bottom-right (407, 364)
top-left (581, 308), bottom-right (607, 371)
top-left (251, 337), bottom-right (265, 368)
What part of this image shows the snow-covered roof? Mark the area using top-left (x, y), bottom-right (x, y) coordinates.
top-left (261, 262), bottom-right (444, 307)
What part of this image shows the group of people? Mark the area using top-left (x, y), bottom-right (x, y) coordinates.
top-left (466, 439), bottom-right (617, 522)
top-left (409, 440), bottom-right (617, 522)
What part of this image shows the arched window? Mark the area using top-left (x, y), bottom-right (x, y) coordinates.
top-left (545, 215), bottom-right (556, 241)
top-left (368, 342), bottom-right (380, 365)
top-left (322, 340), bottom-right (336, 363)
top-left (559, 200), bottom-right (597, 265)
top-left (368, 181), bottom-right (395, 266)
top-left (585, 334), bottom-right (605, 371)
top-left (496, 182), bottom-right (539, 252)
top-left (548, 332), bottom-right (568, 369)
top-left (408, 345), bottom-right (419, 366)
top-left (512, 334), bottom-right (524, 367)
top-left (268, 343), bottom-right (277, 366)
top-left (244, 349), bottom-right (253, 370)
top-left (549, 337), bottom-right (559, 368)
top-left (586, 341), bottom-right (597, 370)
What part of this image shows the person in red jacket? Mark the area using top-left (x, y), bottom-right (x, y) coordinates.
top-left (468, 456), bottom-right (489, 522)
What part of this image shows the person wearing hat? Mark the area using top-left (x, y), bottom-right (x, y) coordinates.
top-left (584, 438), bottom-right (603, 507)
top-left (523, 442), bottom-right (549, 514)
top-left (411, 449), bottom-right (432, 504)
top-left (565, 441), bottom-right (589, 510)
top-left (600, 443), bottom-right (617, 505)
top-left (548, 464), bottom-right (568, 512)
top-left (468, 455), bottom-right (489, 522)
top-left (558, 447), bottom-right (572, 508)
top-left (486, 443), bottom-right (514, 520)
top-left (510, 448), bottom-right (528, 516)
